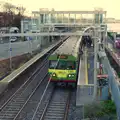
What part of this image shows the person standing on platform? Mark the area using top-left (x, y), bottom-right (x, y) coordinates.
top-left (88, 36), bottom-right (92, 47)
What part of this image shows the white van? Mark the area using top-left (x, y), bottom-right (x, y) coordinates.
top-left (9, 36), bottom-right (17, 42)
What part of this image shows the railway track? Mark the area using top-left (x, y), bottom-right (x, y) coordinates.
top-left (0, 37), bottom-right (70, 119)
top-left (0, 62), bottom-right (49, 119)
top-left (0, 40), bottom-right (66, 119)
top-left (15, 80), bottom-right (54, 120)
top-left (32, 87), bottom-right (71, 120)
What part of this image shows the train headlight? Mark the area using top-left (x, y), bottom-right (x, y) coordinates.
top-left (72, 74), bottom-right (74, 77)
top-left (52, 73), bottom-right (56, 77)
top-left (68, 74), bottom-right (75, 77)
top-left (68, 74), bottom-right (72, 77)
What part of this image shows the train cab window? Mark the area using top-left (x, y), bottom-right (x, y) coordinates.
top-left (56, 61), bottom-right (66, 70)
top-left (49, 61), bottom-right (57, 69)
top-left (67, 61), bottom-right (76, 70)
top-left (49, 61), bottom-right (76, 70)
top-left (55, 61), bottom-right (76, 70)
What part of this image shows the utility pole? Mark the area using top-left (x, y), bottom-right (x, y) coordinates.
top-left (93, 26), bottom-right (98, 100)
top-left (9, 11), bottom-right (13, 71)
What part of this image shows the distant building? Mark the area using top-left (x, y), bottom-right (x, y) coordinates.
top-left (106, 18), bottom-right (115, 22)
top-left (21, 18), bottom-right (32, 33)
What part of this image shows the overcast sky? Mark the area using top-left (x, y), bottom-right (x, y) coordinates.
top-left (5, 0), bottom-right (120, 19)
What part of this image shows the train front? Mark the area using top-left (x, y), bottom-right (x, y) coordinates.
top-left (48, 54), bottom-right (77, 84)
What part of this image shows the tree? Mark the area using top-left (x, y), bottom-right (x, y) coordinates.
top-left (12, 15), bottom-right (21, 29)
top-left (16, 6), bottom-right (26, 16)
top-left (13, 6), bottom-right (26, 29)
top-left (2, 3), bottom-right (16, 26)
top-left (1, 2), bottom-right (26, 28)
top-left (3, 2), bottom-right (15, 13)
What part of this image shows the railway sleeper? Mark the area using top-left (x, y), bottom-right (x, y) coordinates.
top-left (44, 115), bottom-right (63, 119)
top-left (45, 112), bottom-right (64, 116)
top-left (50, 103), bottom-right (66, 106)
top-left (0, 115), bottom-right (15, 118)
top-left (48, 107), bottom-right (65, 110)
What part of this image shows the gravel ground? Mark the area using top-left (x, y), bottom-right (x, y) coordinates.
top-left (31, 83), bottom-right (54, 120)
top-left (68, 89), bottom-right (84, 120)
top-left (42, 87), bottom-right (71, 120)
top-left (15, 86), bottom-right (73, 120)
top-left (16, 76), bottom-right (54, 120)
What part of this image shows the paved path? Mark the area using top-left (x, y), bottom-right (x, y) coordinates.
top-left (0, 40), bottom-right (42, 59)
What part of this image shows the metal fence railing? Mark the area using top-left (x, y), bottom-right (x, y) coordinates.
top-left (101, 54), bottom-right (120, 120)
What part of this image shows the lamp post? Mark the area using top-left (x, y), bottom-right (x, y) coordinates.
top-left (93, 26), bottom-right (98, 100)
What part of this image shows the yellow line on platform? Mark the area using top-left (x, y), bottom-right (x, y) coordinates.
top-left (85, 49), bottom-right (88, 85)
top-left (79, 84), bottom-right (94, 86)
top-left (88, 63), bottom-right (90, 69)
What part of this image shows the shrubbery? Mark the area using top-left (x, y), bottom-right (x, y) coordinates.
top-left (84, 100), bottom-right (117, 119)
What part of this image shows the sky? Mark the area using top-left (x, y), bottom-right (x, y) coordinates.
top-left (3, 0), bottom-right (120, 19)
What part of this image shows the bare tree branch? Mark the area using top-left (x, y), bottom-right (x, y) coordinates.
top-left (16, 6), bottom-right (26, 16)
top-left (3, 2), bottom-right (15, 13)
top-left (0, 2), bottom-right (26, 28)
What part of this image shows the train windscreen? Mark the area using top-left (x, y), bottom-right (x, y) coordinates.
top-left (49, 61), bottom-right (76, 70)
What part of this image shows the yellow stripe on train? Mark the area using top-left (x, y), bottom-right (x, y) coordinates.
top-left (48, 69), bottom-right (76, 78)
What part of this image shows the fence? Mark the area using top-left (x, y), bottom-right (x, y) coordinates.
top-left (101, 54), bottom-right (120, 119)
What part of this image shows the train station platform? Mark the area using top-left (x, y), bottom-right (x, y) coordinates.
top-left (87, 47), bottom-right (94, 84)
top-left (76, 47), bottom-right (94, 106)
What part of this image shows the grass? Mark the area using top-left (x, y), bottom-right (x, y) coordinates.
top-left (0, 54), bottom-right (31, 80)
top-left (84, 100), bottom-right (117, 119)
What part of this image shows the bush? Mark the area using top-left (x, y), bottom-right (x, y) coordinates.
top-left (101, 100), bottom-right (116, 114)
top-left (84, 101), bottom-right (117, 119)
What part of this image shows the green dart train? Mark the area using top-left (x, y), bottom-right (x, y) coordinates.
top-left (48, 36), bottom-right (81, 87)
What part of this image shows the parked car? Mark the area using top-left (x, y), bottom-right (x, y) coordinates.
top-left (9, 36), bottom-right (17, 42)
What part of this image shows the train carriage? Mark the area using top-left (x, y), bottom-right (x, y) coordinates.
top-left (48, 36), bottom-right (81, 87)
